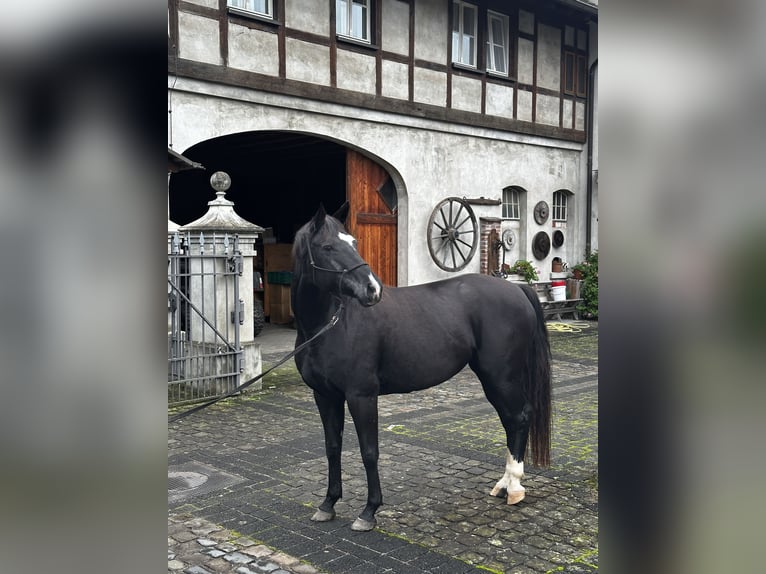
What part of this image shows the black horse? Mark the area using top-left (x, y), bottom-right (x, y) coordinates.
top-left (292, 203), bottom-right (551, 531)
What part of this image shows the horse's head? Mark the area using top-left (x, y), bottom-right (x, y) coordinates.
top-left (295, 202), bottom-right (383, 307)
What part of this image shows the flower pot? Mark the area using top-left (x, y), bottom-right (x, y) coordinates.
top-left (505, 274), bottom-right (526, 284)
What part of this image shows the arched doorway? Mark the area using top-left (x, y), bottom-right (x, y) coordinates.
top-left (169, 131), bottom-right (398, 287)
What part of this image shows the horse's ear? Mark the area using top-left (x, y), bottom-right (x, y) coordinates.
top-left (332, 201), bottom-right (350, 225)
top-left (311, 203), bottom-right (327, 231)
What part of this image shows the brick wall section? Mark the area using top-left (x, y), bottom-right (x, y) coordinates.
top-left (480, 218), bottom-right (502, 275)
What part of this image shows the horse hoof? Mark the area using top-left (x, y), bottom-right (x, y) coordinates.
top-left (311, 509), bottom-right (336, 522)
top-left (350, 517), bottom-right (377, 532)
top-left (506, 490), bottom-right (525, 505)
top-left (490, 485), bottom-right (506, 497)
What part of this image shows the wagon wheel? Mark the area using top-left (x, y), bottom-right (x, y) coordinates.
top-left (427, 197), bottom-right (478, 272)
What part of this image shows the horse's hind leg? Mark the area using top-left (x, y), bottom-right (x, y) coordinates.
top-left (490, 403), bottom-right (532, 505)
top-left (312, 391), bottom-right (345, 522)
top-left (476, 372), bottom-right (532, 505)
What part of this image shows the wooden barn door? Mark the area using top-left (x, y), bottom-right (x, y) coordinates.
top-left (346, 150), bottom-right (397, 286)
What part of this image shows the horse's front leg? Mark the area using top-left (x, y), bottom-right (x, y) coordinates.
top-left (346, 394), bottom-right (382, 531)
top-left (311, 391), bottom-right (345, 522)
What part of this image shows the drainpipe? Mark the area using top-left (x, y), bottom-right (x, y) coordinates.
top-left (585, 58), bottom-right (597, 256)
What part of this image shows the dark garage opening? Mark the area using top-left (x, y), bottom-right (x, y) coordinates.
top-left (169, 131), bottom-right (347, 243)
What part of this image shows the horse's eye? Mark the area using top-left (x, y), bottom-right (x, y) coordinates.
top-left (322, 244), bottom-right (333, 251)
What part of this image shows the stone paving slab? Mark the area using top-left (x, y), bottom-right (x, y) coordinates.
top-left (169, 322), bottom-right (598, 573)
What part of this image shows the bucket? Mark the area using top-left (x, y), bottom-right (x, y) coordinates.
top-left (550, 280), bottom-right (566, 301)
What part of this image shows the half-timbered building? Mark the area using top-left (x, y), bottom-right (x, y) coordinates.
top-left (168, 0), bottom-right (598, 301)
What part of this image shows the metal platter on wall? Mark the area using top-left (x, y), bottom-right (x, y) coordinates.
top-left (501, 229), bottom-right (516, 251)
top-left (532, 231), bottom-right (551, 260)
top-left (533, 201), bottom-right (549, 225)
top-left (552, 229), bottom-right (564, 247)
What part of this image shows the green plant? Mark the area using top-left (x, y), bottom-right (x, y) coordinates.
top-left (509, 260), bottom-right (539, 284)
top-left (574, 251), bottom-right (598, 319)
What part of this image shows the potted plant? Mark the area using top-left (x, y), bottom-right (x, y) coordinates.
top-left (508, 260), bottom-right (539, 284)
top-left (572, 251), bottom-right (598, 318)
top-left (571, 258), bottom-right (590, 281)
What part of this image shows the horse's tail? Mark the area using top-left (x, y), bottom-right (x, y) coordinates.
top-left (519, 285), bottom-right (552, 468)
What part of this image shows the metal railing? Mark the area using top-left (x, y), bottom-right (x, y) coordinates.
top-left (168, 231), bottom-right (243, 406)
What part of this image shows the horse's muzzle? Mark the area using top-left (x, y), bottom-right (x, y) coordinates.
top-left (362, 272), bottom-right (382, 306)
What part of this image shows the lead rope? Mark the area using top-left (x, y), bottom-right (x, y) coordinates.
top-left (169, 302), bottom-right (344, 423)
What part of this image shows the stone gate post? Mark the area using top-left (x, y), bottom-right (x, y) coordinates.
top-left (178, 173), bottom-right (265, 390)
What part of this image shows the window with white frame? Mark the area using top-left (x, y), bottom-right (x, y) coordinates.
top-left (337, 0), bottom-right (371, 43)
top-left (552, 191), bottom-right (569, 221)
top-left (502, 187), bottom-right (521, 219)
top-left (486, 11), bottom-right (509, 75)
top-left (228, 0), bottom-right (273, 19)
top-left (452, 1), bottom-right (477, 67)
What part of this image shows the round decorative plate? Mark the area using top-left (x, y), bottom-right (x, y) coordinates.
top-left (533, 201), bottom-right (549, 225)
top-left (552, 229), bottom-right (564, 247)
top-left (532, 231), bottom-right (551, 260)
top-left (501, 229), bottom-right (516, 251)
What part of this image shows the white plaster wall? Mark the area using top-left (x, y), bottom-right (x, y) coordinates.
top-left (285, 38), bottom-right (330, 85)
top-left (517, 90), bottom-right (533, 122)
top-left (517, 39), bottom-right (534, 85)
top-left (519, 10), bottom-right (535, 35)
top-left (451, 75), bottom-right (482, 114)
top-left (186, 0), bottom-right (217, 9)
top-left (169, 80), bottom-right (584, 285)
top-left (536, 93), bottom-right (560, 127)
top-left (228, 24), bottom-right (279, 76)
top-left (485, 83), bottom-right (514, 119)
top-left (178, 12), bottom-right (221, 65)
top-left (536, 24), bottom-right (561, 91)
top-left (285, 0), bottom-right (329, 36)
top-left (413, 67), bottom-right (446, 107)
top-left (562, 99), bottom-right (573, 128)
top-left (414, 1), bottom-right (448, 64)
top-left (382, 0), bottom-right (410, 55)
top-left (575, 101), bottom-right (585, 130)
top-left (337, 49), bottom-right (377, 95)
top-left (381, 60), bottom-right (409, 100)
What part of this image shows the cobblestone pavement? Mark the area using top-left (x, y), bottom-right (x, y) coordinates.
top-left (169, 321), bottom-right (598, 573)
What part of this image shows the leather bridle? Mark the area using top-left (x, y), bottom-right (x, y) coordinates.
top-left (304, 236), bottom-right (370, 296)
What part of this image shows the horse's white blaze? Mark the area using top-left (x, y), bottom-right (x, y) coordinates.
top-left (490, 450), bottom-right (525, 499)
top-left (338, 232), bottom-right (356, 248)
top-left (368, 272), bottom-right (381, 298)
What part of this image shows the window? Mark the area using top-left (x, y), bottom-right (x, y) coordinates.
top-left (337, 0), bottom-right (371, 43)
top-left (552, 191), bottom-right (568, 222)
top-left (502, 187), bottom-right (520, 219)
top-left (228, 0), bottom-right (273, 19)
top-left (563, 50), bottom-right (587, 96)
top-left (486, 11), bottom-right (509, 75)
top-left (452, 1), bottom-right (477, 67)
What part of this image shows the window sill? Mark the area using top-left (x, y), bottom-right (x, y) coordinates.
top-left (227, 7), bottom-right (279, 27)
top-left (451, 63), bottom-right (516, 84)
top-left (336, 34), bottom-right (378, 51)
top-left (487, 70), bottom-right (510, 80)
top-left (451, 62), bottom-right (481, 75)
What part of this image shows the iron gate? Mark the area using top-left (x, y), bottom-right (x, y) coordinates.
top-left (168, 231), bottom-right (244, 406)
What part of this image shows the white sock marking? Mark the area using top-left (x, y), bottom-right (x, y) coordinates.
top-left (491, 450), bottom-right (525, 496)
